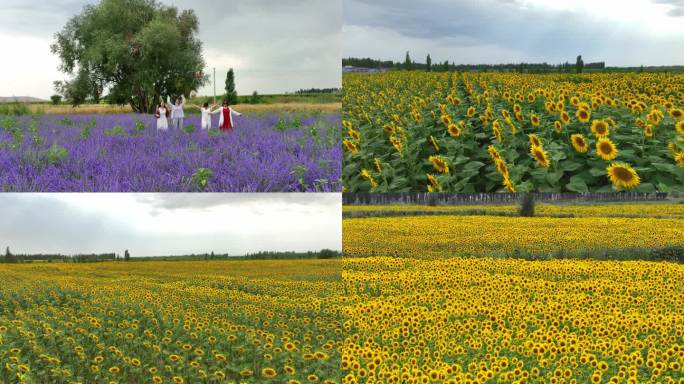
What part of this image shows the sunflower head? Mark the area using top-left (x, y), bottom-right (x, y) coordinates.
top-left (528, 134), bottom-right (542, 148)
top-left (606, 162), bottom-right (640, 189)
top-left (570, 134), bottom-right (589, 153)
top-left (447, 123), bottom-right (461, 138)
top-left (440, 114), bottom-right (452, 126)
top-left (466, 106), bottom-right (476, 117)
top-left (342, 139), bottom-right (358, 154)
top-left (596, 138), bottom-right (618, 161)
top-left (675, 120), bottom-right (684, 135)
top-left (669, 108), bottom-right (683, 120)
top-left (590, 120), bottom-right (610, 138)
top-left (530, 145), bottom-right (551, 167)
top-left (530, 114), bottom-right (540, 127)
top-left (576, 108), bottom-right (591, 123)
top-left (429, 155), bottom-right (449, 174)
top-left (554, 121), bottom-right (562, 134)
top-left (644, 124), bottom-right (654, 137)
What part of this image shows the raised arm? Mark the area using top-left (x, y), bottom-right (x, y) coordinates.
top-left (181, 95), bottom-right (186, 106)
top-left (231, 108), bottom-right (242, 116)
top-left (166, 96), bottom-right (172, 106)
top-left (209, 106), bottom-right (222, 114)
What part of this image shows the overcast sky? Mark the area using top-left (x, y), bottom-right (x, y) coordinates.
top-left (0, 0), bottom-right (341, 99)
top-left (344, 0), bottom-right (684, 66)
top-left (0, 193), bottom-right (341, 256)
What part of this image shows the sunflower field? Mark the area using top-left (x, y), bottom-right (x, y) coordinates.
top-left (0, 260), bottom-right (343, 384)
top-left (343, 214), bottom-right (684, 258)
top-left (341, 204), bottom-right (684, 383)
top-left (342, 257), bottom-right (684, 384)
top-left (342, 72), bottom-right (684, 193)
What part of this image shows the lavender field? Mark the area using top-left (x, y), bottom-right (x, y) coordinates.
top-left (0, 113), bottom-right (341, 192)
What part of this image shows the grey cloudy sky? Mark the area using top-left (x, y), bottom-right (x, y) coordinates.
top-left (0, 193), bottom-right (341, 256)
top-left (344, 0), bottom-right (684, 66)
top-left (0, 0), bottom-right (341, 99)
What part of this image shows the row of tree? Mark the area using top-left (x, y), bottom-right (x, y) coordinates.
top-left (2, 247), bottom-right (340, 263)
top-left (344, 52), bottom-right (680, 74)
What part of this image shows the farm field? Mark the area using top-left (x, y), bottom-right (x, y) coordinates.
top-left (343, 213), bottom-right (684, 258)
top-left (342, 72), bottom-right (684, 193)
top-left (343, 202), bottom-right (684, 218)
top-left (0, 260), bottom-right (343, 384)
top-left (342, 257), bottom-right (684, 384)
top-left (341, 204), bottom-right (684, 383)
top-left (0, 113), bottom-right (341, 192)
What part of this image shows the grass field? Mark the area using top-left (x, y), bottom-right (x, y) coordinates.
top-left (342, 203), bottom-right (684, 383)
top-left (0, 260), bottom-right (343, 384)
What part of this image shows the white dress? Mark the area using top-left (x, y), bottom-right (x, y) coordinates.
top-left (201, 107), bottom-right (222, 129)
top-left (157, 107), bottom-right (169, 130)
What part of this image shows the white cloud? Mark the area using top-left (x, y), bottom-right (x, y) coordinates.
top-left (0, 0), bottom-right (341, 99)
top-left (0, 193), bottom-right (342, 256)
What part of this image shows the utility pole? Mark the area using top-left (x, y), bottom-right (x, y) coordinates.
top-left (213, 67), bottom-right (216, 104)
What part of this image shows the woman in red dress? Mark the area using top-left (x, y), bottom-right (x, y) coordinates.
top-left (217, 100), bottom-right (242, 131)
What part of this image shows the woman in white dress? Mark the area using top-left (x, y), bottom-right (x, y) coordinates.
top-left (189, 102), bottom-right (221, 130)
top-left (167, 95), bottom-right (186, 130)
top-left (155, 100), bottom-right (169, 130)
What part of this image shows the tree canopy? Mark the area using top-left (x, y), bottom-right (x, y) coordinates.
top-left (51, 0), bottom-right (207, 113)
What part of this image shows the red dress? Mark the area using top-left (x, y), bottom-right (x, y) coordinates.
top-left (220, 108), bottom-right (233, 131)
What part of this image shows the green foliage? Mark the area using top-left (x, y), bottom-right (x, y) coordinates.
top-left (0, 103), bottom-right (30, 116)
top-left (50, 95), bottom-right (62, 105)
top-left (45, 144), bottom-right (69, 165)
top-left (183, 124), bottom-right (195, 134)
top-left (650, 246), bottom-right (684, 263)
top-left (291, 165), bottom-right (308, 191)
top-left (134, 120), bottom-right (146, 135)
top-left (51, 0), bottom-right (207, 112)
top-left (104, 126), bottom-right (127, 137)
top-left (207, 129), bottom-right (220, 137)
top-left (224, 68), bottom-right (238, 105)
top-left (191, 168), bottom-right (213, 190)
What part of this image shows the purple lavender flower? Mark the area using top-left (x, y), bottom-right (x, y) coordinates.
top-left (0, 113), bottom-right (342, 192)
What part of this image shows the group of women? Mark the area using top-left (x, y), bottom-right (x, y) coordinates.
top-left (155, 96), bottom-right (242, 131)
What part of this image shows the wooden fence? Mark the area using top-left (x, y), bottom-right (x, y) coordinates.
top-left (342, 192), bottom-right (670, 205)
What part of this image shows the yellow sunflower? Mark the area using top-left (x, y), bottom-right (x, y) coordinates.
top-left (530, 113), bottom-right (540, 127)
top-left (360, 169), bottom-right (378, 188)
top-left (644, 124), bottom-right (653, 137)
top-left (596, 138), bottom-right (618, 161)
top-left (342, 139), bottom-right (358, 154)
top-left (560, 110), bottom-right (570, 124)
top-left (606, 162), bottom-right (640, 189)
top-left (429, 155), bottom-right (449, 174)
top-left (570, 134), bottom-right (589, 153)
top-left (669, 108), bottom-right (683, 120)
top-left (554, 121), bottom-right (562, 134)
top-left (502, 176), bottom-right (516, 192)
top-left (530, 145), bottom-right (551, 167)
top-left (675, 152), bottom-right (684, 167)
top-left (447, 123), bottom-right (461, 138)
top-left (466, 106), bottom-right (476, 117)
top-left (528, 134), bottom-right (542, 148)
top-left (576, 108), bottom-right (591, 123)
top-left (590, 119), bottom-right (610, 138)
top-left (676, 120), bottom-right (684, 135)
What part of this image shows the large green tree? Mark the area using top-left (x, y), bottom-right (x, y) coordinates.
top-left (51, 0), bottom-right (207, 113)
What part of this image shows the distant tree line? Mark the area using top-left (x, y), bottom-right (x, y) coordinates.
top-left (294, 88), bottom-right (341, 94)
top-left (344, 53), bottom-right (684, 74)
top-left (2, 247), bottom-right (340, 263)
top-left (2, 247), bottom-right (116, 263)
top-left (241, 249), bottom-right (340, 259)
